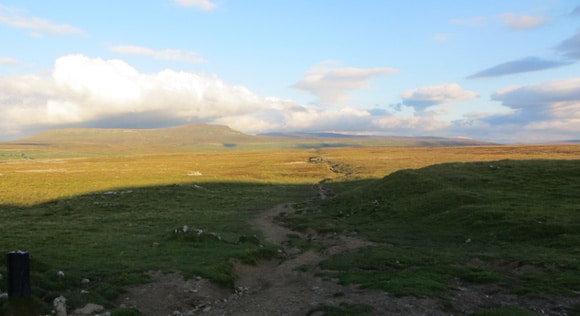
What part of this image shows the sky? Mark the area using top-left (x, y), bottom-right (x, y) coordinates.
top-left (1, 1), bottom-right (580, 143)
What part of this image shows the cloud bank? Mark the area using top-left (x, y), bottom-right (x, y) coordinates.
top-left (0, 55), bottom-right (382, 138)
top-left (1, 55), bottom-right (579, 143)
top-left (292, 62), bottom-right (398, 105)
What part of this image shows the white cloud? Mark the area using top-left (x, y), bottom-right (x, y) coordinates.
top-left (292, 61), bottom-right (398, 105)
top-left (497, 13), bottom-right (546, 30)
top-left (0, 5), bottom-right (84, 36)
top-left (174, 0), bottom-right (217, 11)
top-left (0, 54), bottom-right (268, 136)
top-left (0, 57), bottom-right (17, 64)
top-left (111, 45), bottom-right (206, 64)
top-left (401, 83), bottom-right (479, 110)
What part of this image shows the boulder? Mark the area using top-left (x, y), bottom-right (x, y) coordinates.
top-left (53, 296), bottom-right (67, 316)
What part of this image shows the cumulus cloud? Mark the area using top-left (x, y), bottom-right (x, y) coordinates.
top-left (0, 5), bottom-right (83, 37)
top-left (0, 54), bottom-right (274, 136)
top-left (401, 83), bottom-right (479, 110)
top-left (556, 30), bottom-right (580, 60)
top-left (111, 45), bottom-right (206, 64)
top-left (0, 54), bottom-right (393, 139)
top-left (292, 61), bottom-right (398, 105)
top-left (467, 57), bottom-right (572, 79)
top-left (497, 13), bottom-right (546, 30)
top-left (174, 0), bottom-right (217, 10)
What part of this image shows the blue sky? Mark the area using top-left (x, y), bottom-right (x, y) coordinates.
top-left (1, 0), bottom-right (579, 142)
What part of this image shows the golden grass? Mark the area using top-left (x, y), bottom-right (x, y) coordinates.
top-left (1, 144), bottom-right (579, 206)
top-left (0, 149), bottom-right (331, 205)
top-left (320, 144), bottom-right (580, 179)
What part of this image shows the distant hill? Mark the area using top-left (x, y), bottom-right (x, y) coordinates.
top-left (14, 124), bottom-right (495, 151)
top-left (22, 124), bottom-right (256, 146)
top-left (259, 131), bottom-right (494, 147)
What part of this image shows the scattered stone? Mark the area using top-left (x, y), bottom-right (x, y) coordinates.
top-left (57, 270), bottom-right (65, 277)
top-left (81, 278), bottom-right (90, 284)
top-left (53, 296), bottom-right (67, 316)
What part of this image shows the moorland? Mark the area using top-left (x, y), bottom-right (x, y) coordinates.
top-left (0, 124), bottom-right (579, 315)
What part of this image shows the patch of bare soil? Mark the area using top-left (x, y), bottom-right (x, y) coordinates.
top-left (115, 271), bottom-right (230, 315)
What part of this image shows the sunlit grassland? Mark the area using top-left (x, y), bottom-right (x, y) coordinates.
top-left (0, 149), bottom-right (332, 205)
top-left (317, 144), bottom-right (580, 179)
top-left (1, 143), bottom-right (579, 314)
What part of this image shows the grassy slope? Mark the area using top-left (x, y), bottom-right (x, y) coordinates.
top-left (282, 159), bottom-right (580, 300)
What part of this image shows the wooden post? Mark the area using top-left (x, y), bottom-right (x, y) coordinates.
top-left (7, 251), bottom-right (31, 298)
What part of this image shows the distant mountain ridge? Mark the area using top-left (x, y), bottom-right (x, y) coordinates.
top-left (15, 124), bottom-right (495, 149)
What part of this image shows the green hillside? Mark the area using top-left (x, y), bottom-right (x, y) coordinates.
top-left (20, 124), bottom-right (261, 146)
top-left (282, 159), bottom-right (580, 299)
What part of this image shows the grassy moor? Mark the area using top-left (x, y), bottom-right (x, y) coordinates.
top-left (1, 125), bottom-right (579, 315)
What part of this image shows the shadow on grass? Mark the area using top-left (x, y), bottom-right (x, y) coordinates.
top-left (0, 181), bottom-right (317, 313)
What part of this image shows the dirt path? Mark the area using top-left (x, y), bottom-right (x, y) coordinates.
top-left (116, 181), bottom-right (443, 315)
top-left (201, 201), bottom-right (443, 316)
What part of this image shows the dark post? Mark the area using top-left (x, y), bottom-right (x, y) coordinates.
top-left (7, 251), bottom-right (31, 298)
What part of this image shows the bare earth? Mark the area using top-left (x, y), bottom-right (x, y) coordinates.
top-left (116, 185), bottom-right (580, 315)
